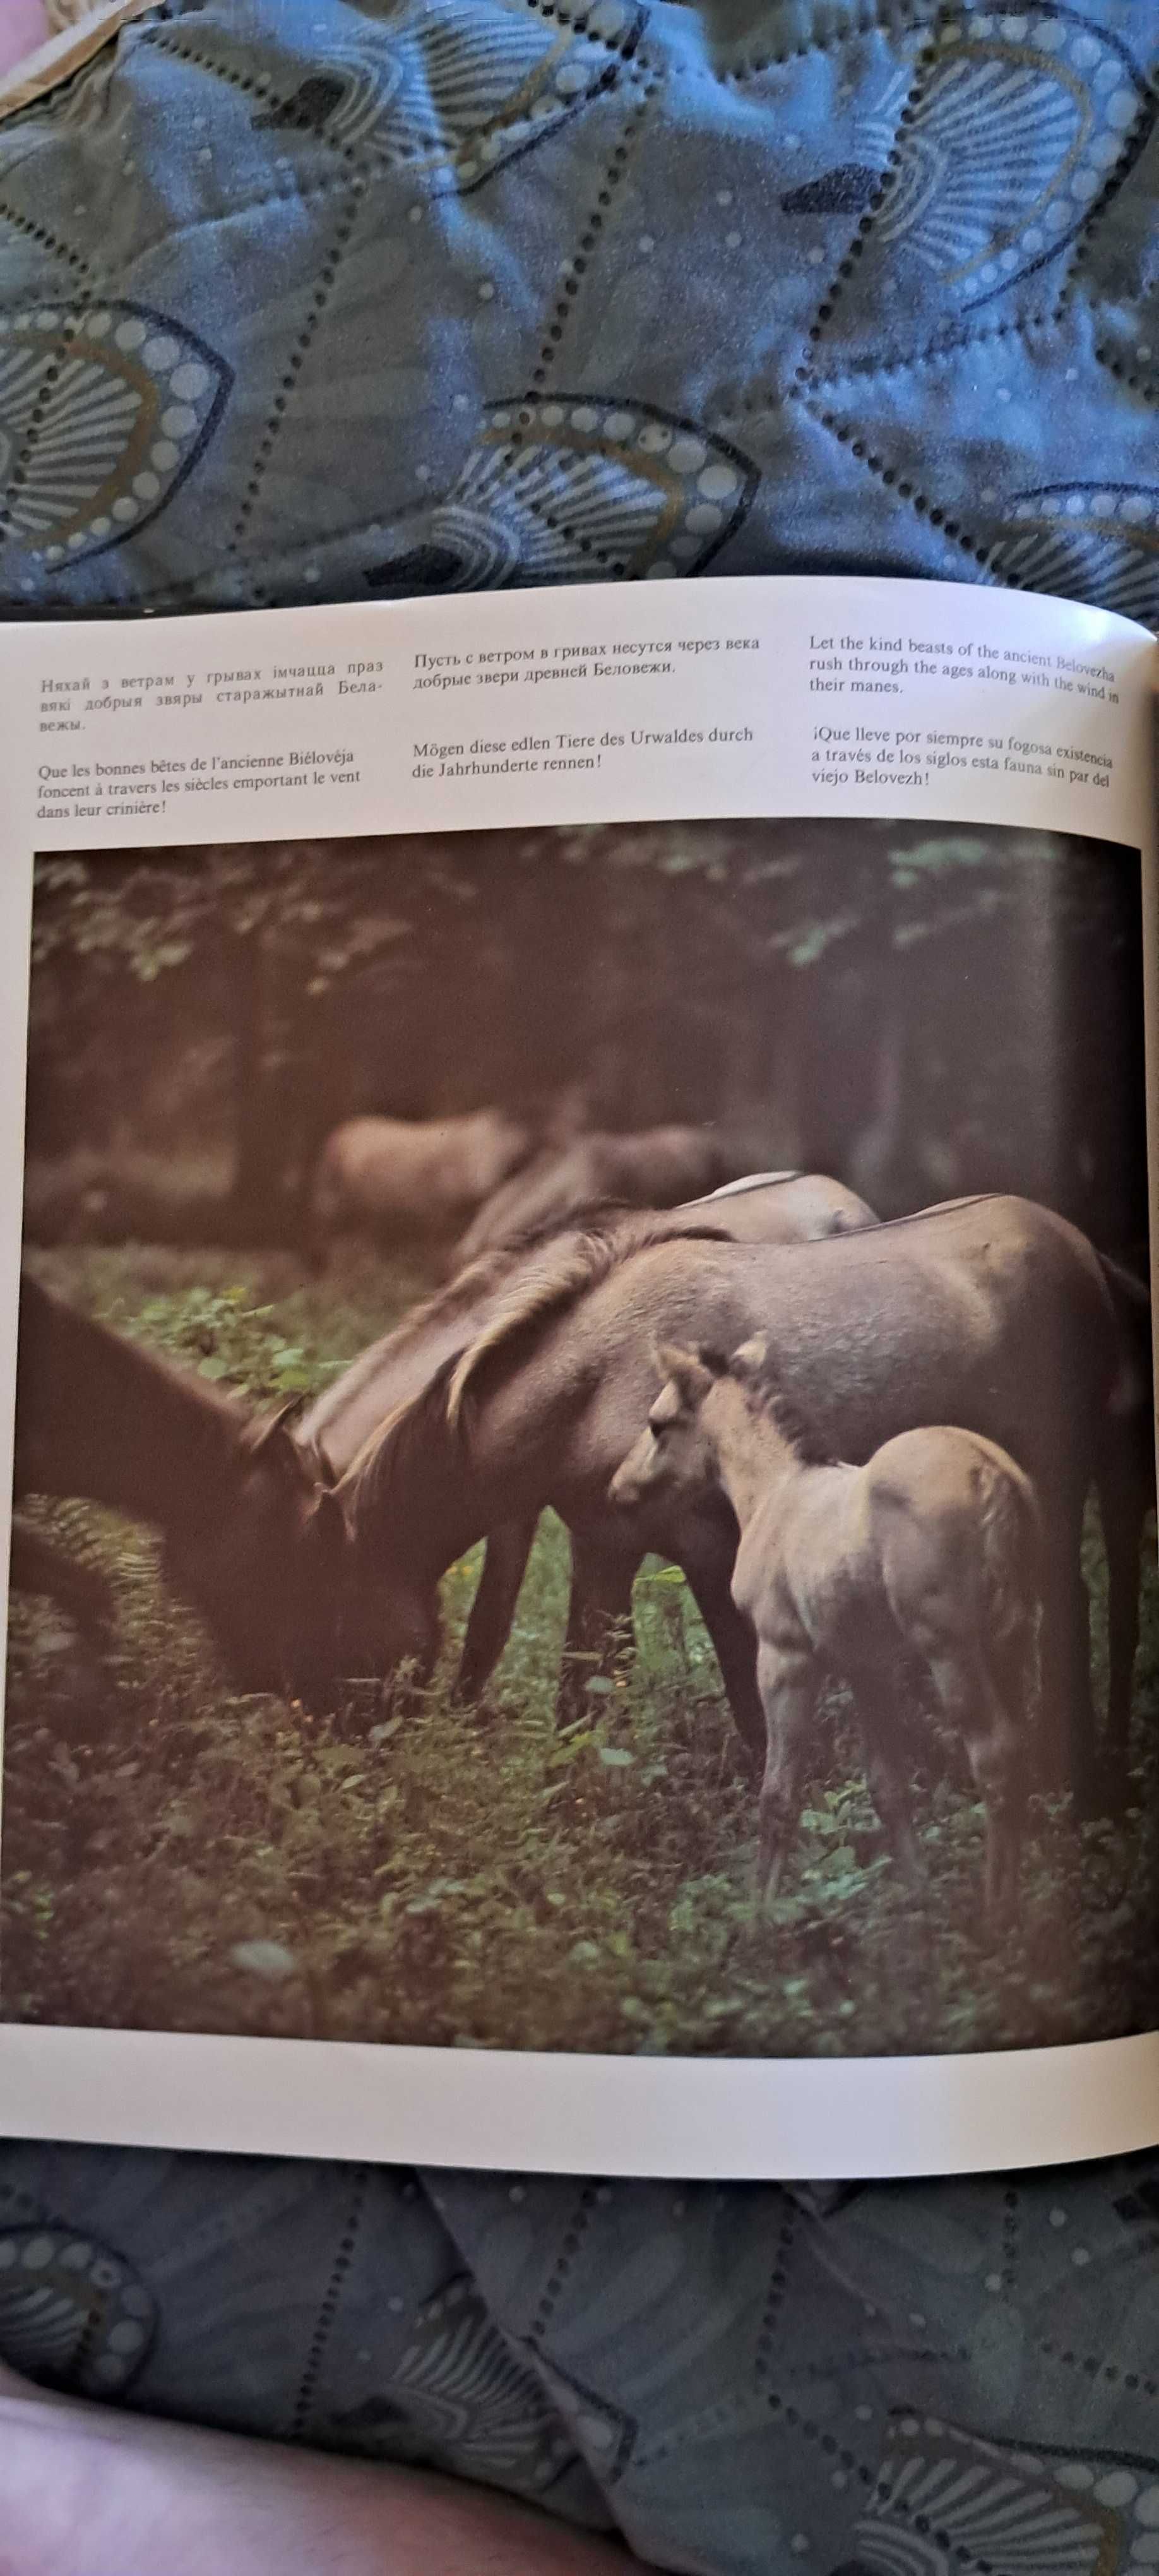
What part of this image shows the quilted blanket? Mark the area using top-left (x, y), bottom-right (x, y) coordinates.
top-left (0, 0), bottom-right (1156, 624)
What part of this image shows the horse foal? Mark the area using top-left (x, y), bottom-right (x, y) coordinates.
top-left (610, 1337), bottom-right (1041, 1924)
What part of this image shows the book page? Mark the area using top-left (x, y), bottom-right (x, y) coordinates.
top-left (0, 573), bottom-right (1155, 2179)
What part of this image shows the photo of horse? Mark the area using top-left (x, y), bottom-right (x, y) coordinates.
top-left (3, 816), bottom-right (1155, 2061)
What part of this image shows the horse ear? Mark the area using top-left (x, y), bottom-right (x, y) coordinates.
top-left (730, 1335), bottom-right (768, 1384)
top-left (655, 1339), bottom-right (692, 1383)
top-left (247, 1393), bottom-right (316, 1479)
top-left (251, 1393), bottom-right (308, 1444)
top-left (655, 1342), bottom-right (714, 1409)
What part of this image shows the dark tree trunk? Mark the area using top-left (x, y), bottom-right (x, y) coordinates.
top-left (227, 922), bottom-right (283, 1239)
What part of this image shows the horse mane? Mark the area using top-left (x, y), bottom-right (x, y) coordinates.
top-left (379, 1240), bottom-right (542, 1345)
top-left (304, 1234), bottom-right (568, 1439)
top-left (446, 1217), bottom-right (733, 1431)
top-left (337, 1215), bottom-right (738, 1512)
top-left (339, 1351), bottom-right (465, 1514)
top-left (331, 1196), bottom-right (650, 1376)
top-left (736, 1356), bottom-right (838, 1468)
top-left (466, 1194), bottom-right (634, 1265)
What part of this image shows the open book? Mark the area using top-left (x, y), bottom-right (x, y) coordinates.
top-left (0, 571), bottom-right (1155, 2179)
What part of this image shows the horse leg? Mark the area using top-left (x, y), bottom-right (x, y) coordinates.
top-left (925, 1642), bottom-right (1027, 1926)
top-left (555, 1529), bottom-right (640, 1729)
top-left (855, 1677), bottom-right (923, 1892)
top-left (754, 1640), bottom-right (821, 1905)
top-left (1095, 1447), bottom-right (1150, 1806)
top-left (1037, 1492), bottom-right (1098, 1815)
top-left (455, 1517), bottom-right (538, 1704)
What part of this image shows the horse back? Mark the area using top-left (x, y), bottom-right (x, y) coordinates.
top-left (553, 1196), bottom-right (1120, 1505)
top-left (687, 1172), bottom-right (877, 1244)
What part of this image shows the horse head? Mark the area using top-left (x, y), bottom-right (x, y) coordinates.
top-left (608, 1340), bottom-right (730, 1512)
top-left (163, 1398), bottom-right (350, 1704)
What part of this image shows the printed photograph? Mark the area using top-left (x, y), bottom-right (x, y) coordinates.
top-left (3, 818), bottom-right (1156, 2060)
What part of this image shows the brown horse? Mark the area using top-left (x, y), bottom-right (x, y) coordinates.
top-left (326, 1196), bottom-right (1147, 1806)
top-left (310, 1107), bottom-right (533, 1260)
top-left (300, 1173), bottom-right (880, 1705)
top-left (13, 1272), bottom-right (335, 1696)
top-left (452, 1131), bottom-right (854, 1268)
top-left (610, 1339), bottom-right (1040, 1923)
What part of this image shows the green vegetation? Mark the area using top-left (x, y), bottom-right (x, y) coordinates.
top-left (4, 1248), bottom-right (1158, 2059)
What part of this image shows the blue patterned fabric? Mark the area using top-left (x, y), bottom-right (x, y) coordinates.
top-left (4, 2139), bottom-right (1159, 2573)
top-left (0, 0), bottom-right (1156, 621)
top-left (2, 3), bottom-right (1159, 2568)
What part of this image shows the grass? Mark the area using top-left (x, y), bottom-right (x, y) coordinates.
top-left (3, 1245), bottom-right (1158, 2059)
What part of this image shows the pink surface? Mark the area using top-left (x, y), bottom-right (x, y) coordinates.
top-left (0, 3), bottom-right (51, 80)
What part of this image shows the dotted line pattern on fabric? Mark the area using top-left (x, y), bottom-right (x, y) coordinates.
top-left (521, 64), bottom-right (655, 403)
top-left (1092, 335), bottom-right (1159, 404)
top-left (0, 183), bottom-right (106, 569)
top-left (753, 2206), bottom-right (797, 2382)
top-left (529, 2183), bottom-right (602, 2344)
top-left (794, 13), bottom-right (939, 370)
top-left (288, 2162), bottom-right (371, 2443)
top-left (795, 2338), bottom-right (968, 2379)
top-left (126, 6), bottom-right (659, 594)
top-left (802, 306), bottom-right (1059, 392)
top-left (787, 381), bottom-right (999, 573)
top-left (227, 178), bottom-right (367, 554)
top-left (146, 27), bottom-right (354, 163)
top-left (0, 193), bottom-right (92, 280)
top-left (639, 2376), bottom-right (888, 2495)
top-left (485, 64), bottom-right (660, 578)
top-left (146, 1), bottom-right (649, 183)
top-left (1036, 2337), bottom-right (1159, 2400)
top-left (744, 7), bottom-right (999, 581)
top-left (716, 0), bottom-right (941, 86)
top-left (999, 2185), bottom-right (1020, 2295)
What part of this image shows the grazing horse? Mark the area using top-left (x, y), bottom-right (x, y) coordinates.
top-left (609, 1339), bottom-right (1040, 1923)
top-left (326, 1196), bottom-right (1145, 1807)
top-left (300, 1173), bottom-right (879, 1707)
top-left (451, 1130), bottom-right (855, 1268)
top-left (12, 1272), bottom-right (335, 1696)
top-left (309, 1109), bottom-right (532, 1261)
